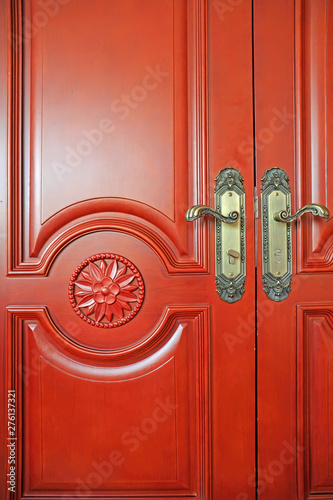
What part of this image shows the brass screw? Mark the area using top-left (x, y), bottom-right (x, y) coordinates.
top-left (228, 192), bottom-right (232, 197)
top-left (276, 271), bottom-right (281, 275)
top-left (229, 272), bottom-right (234, 277)
top-left (275, 192), bottom-right (279, 196)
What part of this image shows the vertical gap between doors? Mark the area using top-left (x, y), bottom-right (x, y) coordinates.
top-left (252, 0), bottom-right (259, 498)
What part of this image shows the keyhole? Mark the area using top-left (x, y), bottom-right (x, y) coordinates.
top-left (274, 249), bottom-right (282, 264)
top-left (227, 249), bottom-right (240, 265)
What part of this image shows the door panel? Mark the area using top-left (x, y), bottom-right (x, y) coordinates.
top-left (296, 0), bottom-right (333, 272)
top-left (9, 0), bottom-right (208, 276)
top-left (9, 306), bottom-right (210, 496)
top-left (255, 0), bottom-right (333, 498)
top-left (1, 1), bottom-right (256, 499)
top-left (297, 305), bottom-right (333, 496)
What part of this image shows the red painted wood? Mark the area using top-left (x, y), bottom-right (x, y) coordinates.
top-left (0, 1), bottom-right (255, 499)
top-left (209, 1), bottom-right (256, 498)
top-left (255, 0), bottom-right (333, 498)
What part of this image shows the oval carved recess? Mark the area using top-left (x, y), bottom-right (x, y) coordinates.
top-left (68, 254), bottom-right (144, 328)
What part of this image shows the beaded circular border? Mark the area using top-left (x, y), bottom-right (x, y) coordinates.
top-left (68, 253), bottom-right (145, 328)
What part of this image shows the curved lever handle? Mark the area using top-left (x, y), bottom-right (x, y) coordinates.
top-left (185, 205), bottom-right (239, 224)
top-left (274, 203), bottom-right (330, 223)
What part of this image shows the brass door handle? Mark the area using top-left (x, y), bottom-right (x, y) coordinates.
top-left (185, 168), bottom-right (246, 303)
top-left (185, 205), bottom-right (239, 224)
top-left (274, 203), bottom-right (330, 222)
top-left (261, 168), bottom-right (330, 302)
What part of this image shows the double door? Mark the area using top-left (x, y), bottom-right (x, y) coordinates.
top-left (0, 0), bottom-right (332, 499)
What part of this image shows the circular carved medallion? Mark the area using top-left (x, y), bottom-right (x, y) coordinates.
top-left (68, 254), bottom-right (144, 328)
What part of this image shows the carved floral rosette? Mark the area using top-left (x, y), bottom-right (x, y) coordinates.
top-left (68, 254), bottom-right (144, 328)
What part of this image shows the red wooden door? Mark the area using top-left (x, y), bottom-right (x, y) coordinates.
top-left (0, 1), bottom-right (256, 499)
top-left (255, 0), bottom-right (333, 498)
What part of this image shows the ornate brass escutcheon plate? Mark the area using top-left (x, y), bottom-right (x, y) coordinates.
top-left (185, 167), bottom-right (246, 303)
top-left (214, 168), bottom-right (246, 303)
top-left (261, 168), bottom-right (292, 301)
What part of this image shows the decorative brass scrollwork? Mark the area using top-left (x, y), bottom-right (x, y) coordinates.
top-left (185, 205), bottom-right (239, 224)
top-left (274, 203), bottom-right (330, 222)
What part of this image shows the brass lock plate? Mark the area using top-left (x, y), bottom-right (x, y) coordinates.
top-left (261, 168), bottom-right (292, 301)
top-left (215, 168), bottom-right (246, 303)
